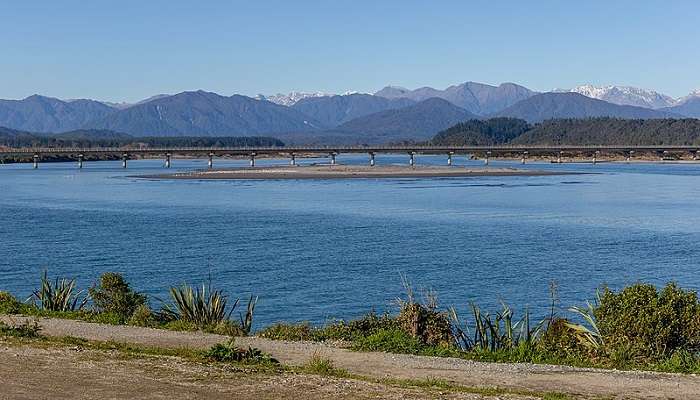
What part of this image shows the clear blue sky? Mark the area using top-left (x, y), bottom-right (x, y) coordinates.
top-left (3, 0), bottom-right (700, 102)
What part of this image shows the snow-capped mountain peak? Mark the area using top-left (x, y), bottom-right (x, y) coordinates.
top-left (256, 91), bottom-right (332, 106)
top-left (569, 84), bottom-right (676, 109)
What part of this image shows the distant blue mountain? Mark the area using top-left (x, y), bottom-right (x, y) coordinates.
top-left (495, 92), bottom-right (679, 123)
top-left (0, 95), bottom-right (115, 133)
top-left (86, 90), bottom-right (321, 136)
top-left (662, 97), bottom-right (700, 118)
top-left (375, 82), bottom-right (536, 115)
top-left (291, 93), bottom-right (415, 127)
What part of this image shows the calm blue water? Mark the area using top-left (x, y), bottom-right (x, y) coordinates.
top-left (1, 154), bottom-right (700, 328)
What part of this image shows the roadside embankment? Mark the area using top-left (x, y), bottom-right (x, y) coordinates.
top-left (3, 315), bottom-right (700, 399)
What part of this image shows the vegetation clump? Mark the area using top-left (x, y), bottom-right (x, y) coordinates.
top-left (0, 291), bottom-right (24, 314)
top-left (30, 271), bottom-right (88, 312)
top-left (205, 339), bottom-right (278, 365)
top-left (594, 283), bottom-right (700, 361)
top-left (0, 319), bottom-right (41, 338)
top-left (89, 272), bottom-right (147, 324)
top-left (160, 283), bottom-right (256, 336)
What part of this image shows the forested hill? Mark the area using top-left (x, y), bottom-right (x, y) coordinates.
top-left (0, 127), bottom-right (285, 148)
top-left (430, 118), bottom-right (700, 146)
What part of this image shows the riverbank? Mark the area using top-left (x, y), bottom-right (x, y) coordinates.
top-left (138, 164), bottom-right (574, 180)
top-left (2, 315), bottom-right (699, 399)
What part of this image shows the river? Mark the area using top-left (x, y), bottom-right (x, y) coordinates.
top-left (1, 155), bottom-right (699, 327)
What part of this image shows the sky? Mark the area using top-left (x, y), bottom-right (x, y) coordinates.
top-left (2, 0), bottom-right (700, 102)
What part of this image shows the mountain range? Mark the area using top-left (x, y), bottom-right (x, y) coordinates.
top-left (0, 82), bottom-right (699, 144)
top-left (374, 82), bottom-right (535, 115)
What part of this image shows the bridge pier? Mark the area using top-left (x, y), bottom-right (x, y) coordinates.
top-left (250, 153), bottom-right (256, 167)
top-left (369, 152), bottom-right (375, 167)
top-left (122, 153), bottom-right (128, 168)
top-left (447, 152), bottom-right (453, 166)
top-left (290, 153), bottom-right (296, 166)
top-left (626, 150), bottom-right (634, 163)
top-left (208, 153), bottom-right (214, 169)
top-left (409, 152), bottom-right (415, 167)
top-left (557, 151), bottom-right (563, 164)
top-left (693, 151), bottom-right (698, 161)
top-left (330, 152), bottom-right (336, 165)
top-left (521, 151), bottom-right (528, 164)
top-left (33, 153), bottom-right (39, 169)
top-left (592, 151), bottom-right (598, 165)
top-left (78, 154), bottom-right (84, 169)
top-left (484, 151), bottom-right (491, 165)
top-left (165, 153), bottom-right (171, 168)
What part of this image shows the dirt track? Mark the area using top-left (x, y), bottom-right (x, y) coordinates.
top-left (3, 315), bottom-right (700, 399)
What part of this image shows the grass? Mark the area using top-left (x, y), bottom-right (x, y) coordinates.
top-left (0, 319), bottom-right (41, 338)
top-left (0, 331), bottom-right (574, 400)
top-left (301, 352), bottom-right (349, 377)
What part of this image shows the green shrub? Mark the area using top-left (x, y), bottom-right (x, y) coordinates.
top-left (89, 273), bottom-right (147, 323)
top-left (0, 319), bottom-right (41, 338)
top-left (205, 339), bottom-right (277, 364)
top-left (539, 318), bottom-right (587, 357)
top-left (595, 283), bottom-right (700, 360)
top-left (163, 319), bottom-right (246, 336)
top-left (0, 291), bottom-right (22, 314)
top-left (128, 304), bottom-right (157, 327)
top-left (352, 328), bottom-right (426, 354)
top-left (31, 271), bottom-right (88, 312)
top-left (302, 353), bottom-right (348, 377)
top-left (258, 322), bottom-right (318, 341)
top-left (322, 311), bottom-right (398, 341)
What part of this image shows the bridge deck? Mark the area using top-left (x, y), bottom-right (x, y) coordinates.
top-left (0, 145), bottom-right (698, 156)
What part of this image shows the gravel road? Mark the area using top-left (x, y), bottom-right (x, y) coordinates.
top-left (3, 315), bottom-right (700, 399)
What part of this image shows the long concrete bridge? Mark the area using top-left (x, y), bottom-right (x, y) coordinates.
top-left (1, 145), bottom-right (699, 169)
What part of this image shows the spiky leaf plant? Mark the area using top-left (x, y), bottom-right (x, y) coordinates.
top-left (30, 271), bottom-right (88, 312)
top-left (161, 283), bottom-right (236, 326)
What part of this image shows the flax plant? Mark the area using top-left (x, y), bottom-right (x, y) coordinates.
top-left (30, 271), bottom-right (88, 312)
top-left (161, 283), bottom-right (236, 326)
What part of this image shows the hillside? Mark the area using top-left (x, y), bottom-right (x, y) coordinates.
top-left (663, 97), bottom-right (700, 118)
top-left (375, 82), bottom-right (535, 114)
top-left (291, 94), bottom-right (414, 127)
top-left (328, 98), bottom-right (478, 143)
top-left (430, 117), bottom-right (700, 146)
top-left (495, 93), bottom-right (678, 122)
top-left (0, 127), bottom-right (284, 148)
top-left (429, 118), bottom-right (530, 146)
top-left (87, 91), bottom-right (320, 136)
top-left (0, 95), bottom-right (115, 133)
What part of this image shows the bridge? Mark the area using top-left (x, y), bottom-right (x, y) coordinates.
top-left (1, 145), bottom-right (699, 169)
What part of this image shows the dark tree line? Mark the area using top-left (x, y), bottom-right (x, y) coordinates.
top-left (0, 128), bottom-right (285, 148)
top-left (430, 117), bottom-right (700, 146)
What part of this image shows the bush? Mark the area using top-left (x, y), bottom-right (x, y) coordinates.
top-left (0, 319), bottom-right (41, 338)
top-left (89, 273), bottom-right (147, 323)
top-left (205, 339), bottom-right (277, 364)
top-left (352, 328), bottom-right (426, 354)
top-left (302, 352), bottom-right (348, 377)
top-left (397, 302), bottom-right (453, 347)
top-left (164, 319), bottom-right (246, 336)
top-left (0, 291), bottom-right (22, 314)
top-left (538, 318), bottom-right (587, 357)
top-left (323, 311), bottom-right (398, 341)
top-left (595, 283), bottom-right (700, 360)
top-left (128, 304), bottom-right (157, 327)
